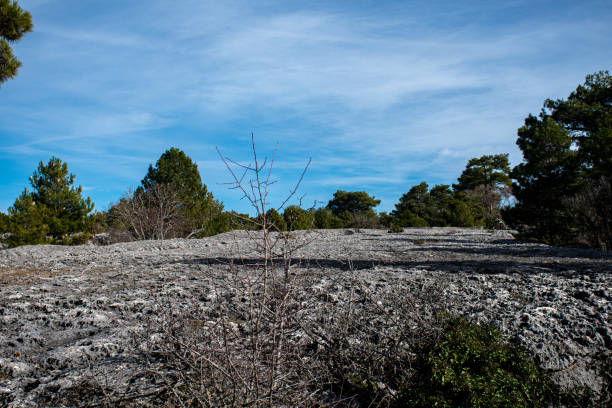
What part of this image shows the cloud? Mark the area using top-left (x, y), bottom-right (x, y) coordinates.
top-left (1, 0), bottom-right (611, 214)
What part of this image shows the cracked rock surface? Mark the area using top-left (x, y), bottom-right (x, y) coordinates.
top-left (0, 228), bottom-right (610, 406)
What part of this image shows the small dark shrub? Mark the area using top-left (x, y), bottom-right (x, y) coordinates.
top-left (388, 223), bottom-right (403, 233)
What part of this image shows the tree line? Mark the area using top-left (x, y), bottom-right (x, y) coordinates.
top-left (1, 71), bottom-right (610, 249)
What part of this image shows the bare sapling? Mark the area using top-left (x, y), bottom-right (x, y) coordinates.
top-left (216, 133), bottom-right (313, 279)
top-left (141, 134), bottom-right (325, 407)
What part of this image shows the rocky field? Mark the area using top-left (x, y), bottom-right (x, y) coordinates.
top-left (0, 228), bottom-right (610, 407)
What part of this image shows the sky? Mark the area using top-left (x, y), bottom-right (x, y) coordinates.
top-left (1, 0), bottom-right (611, 215)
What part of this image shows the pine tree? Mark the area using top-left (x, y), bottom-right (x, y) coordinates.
top-left (0, 0), bottom-right (33, 86)
top-left (454, 154), bottom-right (512, 226)
top-left (392, 182), bottom-right (433, 227)
top-left (508, 71), bottom-right (611, 247)
top-left (5, 189), bottom-right (48, 247)
top-left (4, 157), bottom-right (93, 247)
top-left (136, 147), bottom-right (225, 238)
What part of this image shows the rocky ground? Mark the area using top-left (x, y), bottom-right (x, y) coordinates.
top-left (0, 228), bottom-right (610, 407)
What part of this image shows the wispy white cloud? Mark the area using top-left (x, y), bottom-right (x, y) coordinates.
top-left (2, 0), bottom-right (611, 213)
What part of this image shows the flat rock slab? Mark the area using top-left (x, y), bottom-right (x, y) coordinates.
top-left (0, 228), bottom-right (610, 406)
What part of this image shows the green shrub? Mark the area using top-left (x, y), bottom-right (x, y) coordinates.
top-left (313, 207), bottom-right (345, 229)
top-left (283, 205), bottom-right (314, 231)
top-left (399, 317), bottom-right (554, 408)
top-left (259, 208), bottom-right (287, 231)
top-left (388, 223), bottom-right (403, 233)
top-left (0, 212), bottom-right (10, 233)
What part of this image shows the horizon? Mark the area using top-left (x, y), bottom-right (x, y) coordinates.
top-left (1, 0), bottom-right (611, 216)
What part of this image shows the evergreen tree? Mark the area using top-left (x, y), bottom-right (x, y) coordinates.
top-left (327, 190), bottom-right (381, 216)
top-left (0, 211), bottom-right (10, 232)
top-left (29, 157), bottom-right (94, 239)
top-left (4, 157), bottom-right (93, 247)
top-left (327, 190), bottom-right (380, 227)
top-left (392, 182), bottom-right (484, 228)
top-left (0, 0), bottom-right (32, 86)
top-left (138, 147), bottom-right (225, 238)
top-left (546, 70), bottom-right (612, 178)
top-left (313, 207), bottom-right (345, 229)
top-left (428, 185), bottom-right (455, 226)
top-left (508, 71), bottom-right (611, 247)
top-left (5, 189), bottom-right (48, 247)
top-left (142, 147), bottom-right (204, 203)
top-left (454, 154), bottom-right (512, 193)
top-left (508, 116), bottom-right (580, 244)
top-left (257, 208), bottom-right (287, 231)
top-left (392, 182), bottom-right (433, 227)
top-left (454, 154), bottom-right (512, 226)
top-left (283, 205), bottom-right (314, 231)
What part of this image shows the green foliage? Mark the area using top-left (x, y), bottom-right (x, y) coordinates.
top-left (282, 205), bottom-right (314, 231)
top-left (378, 211), bottom-right (393, 227)
top-left (509, 71), bottom-right (611, 247)
top-left (313, 207), bottom-right (345, 229)
top-left (563, 176), bottom-right (612, 250)
top-left (3, 157), bottom-right (93, 247)
top-left (132, 147), bottom-right (227, 238)
top-left (454, 154), bottom-right (512, 226)
top-left (387, 223), bottom-right (403, 233)
top-left (0, 0), bottom-right (32, 86)
top-left (392, 182), bottom-right (433, 226)
top-left (142, 147), bottom-right (203, 203)
top-left (225, 211), bottom-right (256, 230)
top-left (261, 208), bottom-right (287, 231)
top-left (0, 211), bottom-right (10, 232)
top-left (29, 157), bottom-right (94, 239)
top-left (392, 182), bottom-right (484, 228)
top-left (546, 70), bottom-right (612, 178)
top-left (454, 154), bottom-right (512, 193)
top-left (87, 211), bottom-right (108, 235)
top-left (449, 196), bottom-right (483, 227)
top-left (327, 190), bottom-right (381, 216)
top-left (399, 317), bottom-right (554, 408)
top-left (5, 189), bottom-right (48, 247)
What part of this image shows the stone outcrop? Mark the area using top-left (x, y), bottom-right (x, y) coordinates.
top-left (0, 228), bottom-right (610, 406)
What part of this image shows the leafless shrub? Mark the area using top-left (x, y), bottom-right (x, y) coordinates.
top-left (348, 213), bottom-right (381, 230)
top-left (109, 184), bottom-right (186, 241)
top-left (302, 268), bottom-right (450, 407)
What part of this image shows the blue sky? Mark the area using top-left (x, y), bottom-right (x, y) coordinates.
top-left (1, 0), bottom-right (611, 215)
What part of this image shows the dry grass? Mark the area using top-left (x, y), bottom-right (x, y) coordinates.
top-left (0, 267), bottom-right (64, 285)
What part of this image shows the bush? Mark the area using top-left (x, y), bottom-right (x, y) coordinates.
top-left (388, 223), bottom-right (403, 233)
top-left (339, 210), bottom-right (380, 229)
top-left (400, 317), bottom-right (554, 408)
top-left (258, 208), bottom-right (287, 231)
top-left (378, 211), bottom-right (394, 227)
top-left (313, 207), bottom-right (345, 229)
top-left (283, 205), bottom-right (314, 230)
